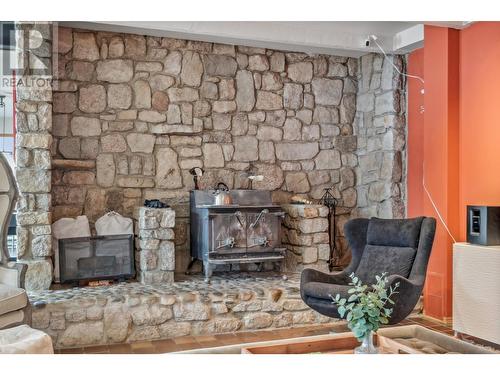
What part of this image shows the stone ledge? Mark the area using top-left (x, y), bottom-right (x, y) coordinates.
top-left (28, 273), bottom-right (336, 349)
top-left (52, 159), bottom-right (96, 170)
top-left (281, 204), bottom-right (329, 218)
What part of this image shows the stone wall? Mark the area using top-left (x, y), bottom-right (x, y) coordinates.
top-left (14, 22), bottom-right (55, 290)
top-left (282, 204), bottom-right (337, 272)
top-left (50, 27), bottom-right (361, 276)
top-left (134, 207), bottom-right (175, 284)
top-left (353, 53), bottom-right (406, 219)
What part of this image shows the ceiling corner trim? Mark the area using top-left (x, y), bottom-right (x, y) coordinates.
top-left (393, 24), bottom-right (424, 54)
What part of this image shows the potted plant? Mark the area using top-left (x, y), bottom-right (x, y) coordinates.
top-left (330, 272), bottom-right (400, 354)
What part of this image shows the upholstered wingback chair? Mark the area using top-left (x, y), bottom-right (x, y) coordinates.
top-left (300, 216), bottom-right (436, 324)
top-left (0, 153), bottom-right (31, 329)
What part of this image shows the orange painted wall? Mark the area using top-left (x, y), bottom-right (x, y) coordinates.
top-left (459, 22), bottom-right (500, 239)
top-left (423, 26), bottom-right (459, 320)
top-left (407, 26), bottom-right (460, 320)
top-left (407, 49), bottom-right (424, 218)
top-left (407, 22), bottom-right (500, 320)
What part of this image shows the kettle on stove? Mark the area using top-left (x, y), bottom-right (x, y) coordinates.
top-left (212, 182), bottom-right (233, 206)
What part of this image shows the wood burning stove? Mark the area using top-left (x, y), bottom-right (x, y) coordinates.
top-left (190, 190), bottom-right (286, 282)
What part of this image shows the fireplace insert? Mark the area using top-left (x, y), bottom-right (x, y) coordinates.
top-left (190, 189), bottom-right (286, 282)
top-left (58, 234), bottom-right (135, 284)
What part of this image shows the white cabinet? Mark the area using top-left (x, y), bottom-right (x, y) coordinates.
top-left (453, 242), bottom-right (500, 344)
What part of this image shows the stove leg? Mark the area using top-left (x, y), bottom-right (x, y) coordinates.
top-left (185, 258), bottom-right (197, 275)
top-left (203, 261), bottom-right (213, 283)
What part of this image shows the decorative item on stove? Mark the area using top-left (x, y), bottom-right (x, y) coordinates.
top-left (189, 167), bottom-right (204, 190)
top-left (320, 187), bottom-right (340, 272)
top-left (290, 195), bottom-right (313, 205)
top-left (212, 182), bottom-right (233, 206)
top-left (247, 175), bottom-right (264, 190)
top-left (144, 199), bottom-right (169, 209)
top-left (189, 189), bottom-right (286, 282)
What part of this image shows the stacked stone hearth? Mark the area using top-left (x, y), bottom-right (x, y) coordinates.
top-left (134, 206), bottom-right (175, 284)
top-left (29, 273), bottom-right (335, 348)
top-left (282, 204), bottom-right (344, 272)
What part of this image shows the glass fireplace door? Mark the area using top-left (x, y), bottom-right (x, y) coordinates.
top-left (209, 212), bottom-right (247, 255)
top-left (246, 210), bottom-right (280, 252)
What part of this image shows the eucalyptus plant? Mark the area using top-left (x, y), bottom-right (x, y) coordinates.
top-left (330, 273), bottom-right (400, 342)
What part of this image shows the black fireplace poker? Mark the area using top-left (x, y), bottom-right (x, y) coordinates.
top-left (320, 187), bottom-right (340, 272)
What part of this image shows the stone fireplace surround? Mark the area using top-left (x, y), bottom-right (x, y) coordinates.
top-left (14, 22), bottom-right (406, 290)
top-left (11, 21), bottom-right (408, 349)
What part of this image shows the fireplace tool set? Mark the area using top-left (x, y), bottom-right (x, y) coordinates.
top-left (320, 187), bottom-right (341, 272)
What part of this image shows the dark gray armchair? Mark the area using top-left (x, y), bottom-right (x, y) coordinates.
top-left (300, 216), bottom-right (436, 324)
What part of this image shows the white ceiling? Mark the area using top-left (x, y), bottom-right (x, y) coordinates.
top-left (60, 21), bottom-right (471, 57)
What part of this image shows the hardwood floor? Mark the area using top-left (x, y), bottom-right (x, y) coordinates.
top-left (56, 316), bottom-right (468, 354)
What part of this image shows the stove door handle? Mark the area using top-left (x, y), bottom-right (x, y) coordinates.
top-left (250, 209), bottom-right (269, 228)
top-left (234, 211), bottom-right (244, 227)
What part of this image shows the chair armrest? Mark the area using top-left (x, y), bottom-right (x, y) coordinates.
top-left (0, 262), bottom-right (27, 288)
top-left (385, 274), bottom-right (423, 324)
top-left (301, 268), bottom-right (350, 286)
top-left (386, 274), bottom-right (420, 291)
top-left (387, 275), bottom-right (423, 291)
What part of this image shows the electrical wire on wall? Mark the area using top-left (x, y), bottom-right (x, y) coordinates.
top-left (369, 35), bottom-right (425, 94)
top-left (369, 35), bottom-right (457, 244)
top-left (422, 170), bottom-right (457, 243)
